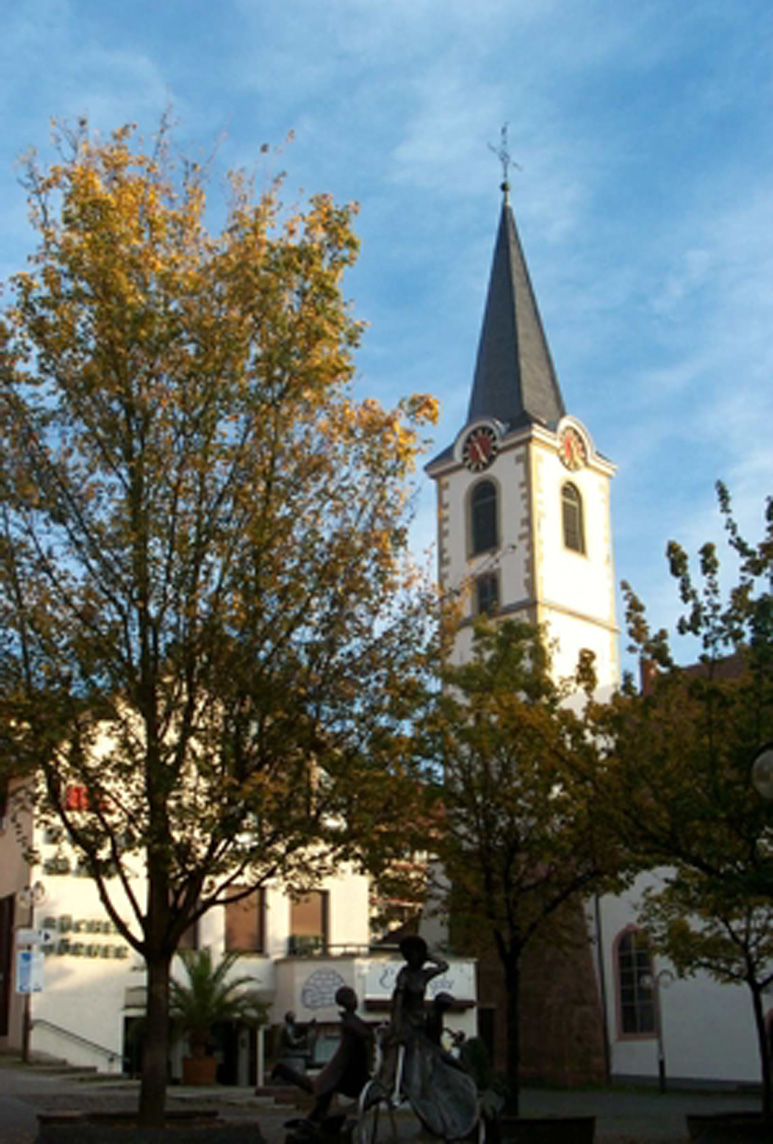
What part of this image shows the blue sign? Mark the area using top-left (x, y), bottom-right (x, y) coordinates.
top-left (16, 949), bottom-right (44, 994)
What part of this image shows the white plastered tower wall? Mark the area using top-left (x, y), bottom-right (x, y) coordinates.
top-left (433, 415), bottom-right (619, 693)
top-left (529, 418), bottom-right (619, 694)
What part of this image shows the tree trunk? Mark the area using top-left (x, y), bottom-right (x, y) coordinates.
top-left (502, 953), bottom-right (522, 1117)
top-left (749, 980), bottom-right (772, 1120)
top-left (138, 950), bottom-right (172, 1126)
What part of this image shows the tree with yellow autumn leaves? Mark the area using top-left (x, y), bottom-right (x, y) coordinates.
top-left (0, 120), bottom-right (437, 1124)
top-left (419, 619), bottom-right (626, 1116)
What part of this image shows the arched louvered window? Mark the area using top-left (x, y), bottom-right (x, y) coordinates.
top-left (616, 928), bottom-right (655, 1036)
top-left (470, 480), bottom-right (498, 555)
top-left (562, 482), bottom-right (585, 554)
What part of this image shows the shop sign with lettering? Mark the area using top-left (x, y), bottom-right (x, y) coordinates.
top-left (364, 958), bottom-right (475, 1002)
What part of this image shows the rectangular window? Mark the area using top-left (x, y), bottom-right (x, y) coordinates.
top-left (225, 886), bottom-right (265, 953)
top-left (475, 572), bottom-right (499, 616)
top-left (289, 891), bottom-right (328, 955)
top-left (617, 928), bottom-right (655, 1036)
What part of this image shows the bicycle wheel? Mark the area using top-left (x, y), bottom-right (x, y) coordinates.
top-left (357, 1081), bottom-right (383, 1144)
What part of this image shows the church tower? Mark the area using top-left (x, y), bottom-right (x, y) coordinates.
top-left (426, 183), bottom-right (619, 692)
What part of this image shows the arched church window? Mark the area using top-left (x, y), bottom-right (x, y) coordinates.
top-left (562, 482), bottom-right (585, 554)
top-left (616, 927), bottom-right (655, 1036)
top-left (470, 480), bottom-right (498, 555)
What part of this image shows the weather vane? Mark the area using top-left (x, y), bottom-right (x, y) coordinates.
top-left (488, 123), bottom-right (521, 200)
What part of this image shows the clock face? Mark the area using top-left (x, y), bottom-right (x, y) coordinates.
top-left (558, 426), bottom-right (587, 471)
top-left (462, 425), bottom-right (498, 472)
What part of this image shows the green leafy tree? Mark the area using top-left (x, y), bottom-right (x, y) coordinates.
top-left (601, 484), bottom-right (773, 1115)
top-left (421, 619), bottom-right (624, 1115)
top-left (0, 120), bottom-right (437, 1125)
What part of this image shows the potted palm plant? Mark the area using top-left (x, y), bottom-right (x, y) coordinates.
top-left (171, 947), bottom-right (267, 1086)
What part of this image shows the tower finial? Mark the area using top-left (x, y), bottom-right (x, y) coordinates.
top-left (488, 123), bottom-right (521, 201)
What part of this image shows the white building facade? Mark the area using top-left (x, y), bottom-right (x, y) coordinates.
top-left (0, 787), bottom-right (478, 1081)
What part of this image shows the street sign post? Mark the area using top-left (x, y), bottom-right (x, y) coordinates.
top-left (16, 928), bottom-right (55, 946)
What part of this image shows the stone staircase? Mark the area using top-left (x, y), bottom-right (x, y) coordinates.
top-left (0, 1050), bottom-right (100, 1081)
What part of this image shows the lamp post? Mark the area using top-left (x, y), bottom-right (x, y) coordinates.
top-left (17, 880), bottom-right (46, 1064)
top-left (641, 968), bottom-right (674, 1093)
top-left (750, 743), bottom-right (773, 901)
top-left (752, 743), bottom-right (773, 802)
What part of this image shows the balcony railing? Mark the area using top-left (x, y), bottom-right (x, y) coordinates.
top-left (285, 937), bottom-right (371, 957)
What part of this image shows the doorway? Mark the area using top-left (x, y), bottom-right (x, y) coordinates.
top-left (0, 894), bottom-right (15, 1037)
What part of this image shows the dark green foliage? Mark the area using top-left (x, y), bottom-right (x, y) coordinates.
top-left (604, 483), bottom-right (773, 1116)
top-left (170, 948), bottom-right (267, 1058)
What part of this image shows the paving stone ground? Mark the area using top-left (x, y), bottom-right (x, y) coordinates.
top-left (0, 1056), bottom-right (763, 1144)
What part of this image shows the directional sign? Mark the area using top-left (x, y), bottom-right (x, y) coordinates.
top-left (16, 928), bottom-right (55, 946)
top-left (16, 950), bottom-right (44, 994)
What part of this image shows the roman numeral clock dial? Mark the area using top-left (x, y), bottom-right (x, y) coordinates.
top-left (462, 425), bottom-right (498, 472)
top-left (558, 425), bottom-right (587, 471)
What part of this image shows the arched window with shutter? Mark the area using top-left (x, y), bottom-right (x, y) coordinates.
top-left (562, 481), bottom-right (585, 554)
top-left (469, 479), bottom-right (498, 556)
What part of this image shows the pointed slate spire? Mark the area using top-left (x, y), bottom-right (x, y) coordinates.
top-left (468, 189), bottom-right (565, 431)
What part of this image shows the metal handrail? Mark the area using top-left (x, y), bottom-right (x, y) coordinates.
top-left (31, 1017), bottom-right (120, 1065)
top-left (285, 939), bottom-right (371, 957)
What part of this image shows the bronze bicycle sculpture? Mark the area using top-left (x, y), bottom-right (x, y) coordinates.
top-left (357, 936), bottom-right (482, 1143)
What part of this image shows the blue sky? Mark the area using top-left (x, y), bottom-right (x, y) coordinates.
top-left (1, 0), bottom-right (771, 669)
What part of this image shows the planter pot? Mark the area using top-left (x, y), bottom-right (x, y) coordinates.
top-left (686, 1111), bottom-right (773, 1143)
top-left (36, 1110), bottom-right (267, 1143)
top-left (182, 1054), bottom-right (218, 1086)
top-left (494, 1114), bottom-right (596, 1143)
